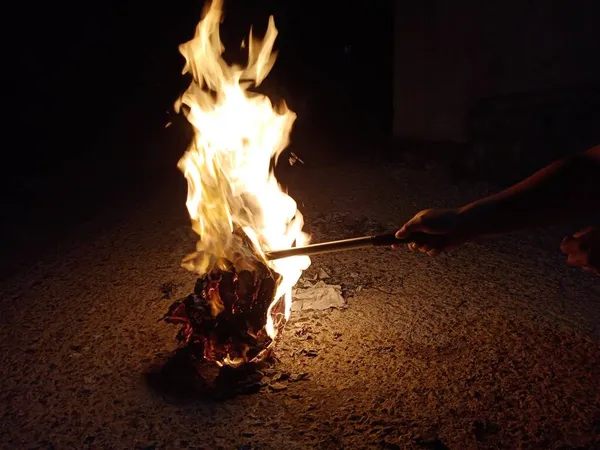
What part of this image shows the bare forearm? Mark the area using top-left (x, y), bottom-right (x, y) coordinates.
top-left (458, 146), bottom-right (600, 237)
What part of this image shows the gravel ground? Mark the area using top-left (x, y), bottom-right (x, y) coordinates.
top-left (1, 161), bottom-right (600, 449)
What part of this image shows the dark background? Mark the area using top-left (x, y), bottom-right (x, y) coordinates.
top-left (2, 0), bottom-right (600, 269)
top-left (1, 1), bottom-right (393, 253)
top-left (4, 0), bottom-right (394, 176)
top-left (393, 0), bottom-right (600, 181)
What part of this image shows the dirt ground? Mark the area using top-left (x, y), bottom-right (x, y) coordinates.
top-left (1, 161), bottom-right (600, 449)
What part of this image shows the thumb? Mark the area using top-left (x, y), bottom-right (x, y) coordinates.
top-left (395, 226), bottom-right (409, 239)
top-left (396, 217), bottom-right (423, 238)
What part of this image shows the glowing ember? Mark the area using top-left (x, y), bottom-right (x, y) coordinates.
top-left (166, 0), bottom-right (310, 366)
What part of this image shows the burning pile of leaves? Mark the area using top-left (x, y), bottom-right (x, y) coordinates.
top-left (154, 0), bottom-right (312, 397)
top-left (163, 256), bottom-right (283, 367)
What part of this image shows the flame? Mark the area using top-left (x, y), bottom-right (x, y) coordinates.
top-left (175, 0), bottom-right (310, 340)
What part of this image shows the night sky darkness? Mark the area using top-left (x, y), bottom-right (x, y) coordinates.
top-left (7, 1), bottom-right (393, 166)
top-left (2, 1), bottom-right (393, 242)
top-left (2, 0), bottom-right (599, 260)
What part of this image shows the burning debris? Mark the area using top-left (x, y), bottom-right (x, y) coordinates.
top-left (162, 0), bottom-right (413, 371)
top-left (163, 253), bottom-right (283, 367)
top-left (163, 0), bottom-right (310, 369)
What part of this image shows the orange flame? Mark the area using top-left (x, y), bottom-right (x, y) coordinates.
top-left (176, 0), bottom-right (310, 340)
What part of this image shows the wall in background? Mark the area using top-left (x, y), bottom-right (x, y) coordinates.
top-left (393, 0), bottom-right (600, 144)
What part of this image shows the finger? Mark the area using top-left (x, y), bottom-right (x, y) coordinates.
top-left (408, 242), bottom-right (417, 252)
top-left (427, 248), bottom-right (441, 257)
top-left (395, 226), bottom-right (409, 239)
top-left (397, 210), bottom-right (433, 238)
top-left (396, 219), bottom-right (421, 238)
top-left (567, 251), bottom-right (590, 267)
top-left (420, 245), bottom-right (432, 253)
top-left (561, 236), bottom-right (581, 254)
top-left (573, 226), bottom-right (595, 239)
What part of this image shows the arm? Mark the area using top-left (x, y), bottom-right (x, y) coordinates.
top-left (458, 145), bottom-right (600, 237)
top-left (396, 145), bottom-right (600, 256)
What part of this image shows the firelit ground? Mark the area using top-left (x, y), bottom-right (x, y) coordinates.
top-left (1, 160), bottom-right (599, 449)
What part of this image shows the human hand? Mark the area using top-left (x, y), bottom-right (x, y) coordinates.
top-left (394, 208), bottom-right (473, 256)
top-left (560, 226), bottom-right (600, 275)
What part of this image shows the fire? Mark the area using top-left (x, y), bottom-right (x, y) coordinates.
top-left (175, 1), bottom-right (310, 344)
